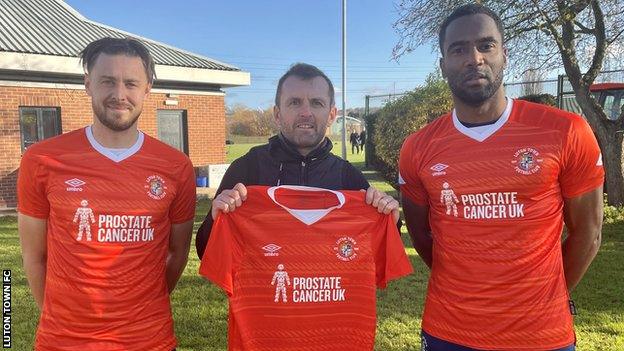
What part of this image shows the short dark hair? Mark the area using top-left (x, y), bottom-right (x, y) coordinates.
top-left (79, 37), bottom-right (156, 84)
top-left (275, 63), bottom-right (335, 107)
top-left (438, 4), bottom-right (504, 55)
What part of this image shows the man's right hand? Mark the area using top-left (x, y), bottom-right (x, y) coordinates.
top-left (211, 183), bottom-right (248, 220)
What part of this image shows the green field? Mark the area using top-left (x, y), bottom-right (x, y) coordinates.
top-left (4, 143), bottom-right (623, 350)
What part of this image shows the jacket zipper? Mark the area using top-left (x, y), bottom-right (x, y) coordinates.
top-left (300, 161), bottom-right (306, 185)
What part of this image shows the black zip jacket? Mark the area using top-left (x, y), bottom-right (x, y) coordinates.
top-left (195, 134), bottom-right (370, 259)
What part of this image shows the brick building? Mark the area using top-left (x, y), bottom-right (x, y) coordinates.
top-left (0, 0), bottom-right (250, 210)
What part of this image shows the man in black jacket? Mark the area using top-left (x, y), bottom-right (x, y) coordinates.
top-left (196, 63), bottom-right (399, 259)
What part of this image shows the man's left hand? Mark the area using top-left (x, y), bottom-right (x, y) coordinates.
top-left (365, 186), bottom-right (400, 223)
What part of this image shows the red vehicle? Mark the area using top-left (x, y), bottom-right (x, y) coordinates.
top-left (590, 83), bottom-right (624, 120)
top-left (561, 83), bottom-right (624, 120)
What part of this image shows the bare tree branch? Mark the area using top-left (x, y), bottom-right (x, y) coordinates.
top-left (583, 0), bottom-right (607, 86)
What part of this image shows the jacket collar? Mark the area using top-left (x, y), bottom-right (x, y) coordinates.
top-left (268, 133), bottom-right (333, 163)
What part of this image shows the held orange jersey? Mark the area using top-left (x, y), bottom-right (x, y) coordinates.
top-left (199, 185), bottom-right (413, 351)
top-left (399, 99), bottom-right (604, 350)
top-left (17, 126), bottom-right (196, 351)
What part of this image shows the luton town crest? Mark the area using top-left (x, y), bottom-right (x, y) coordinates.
top-left (511, 148), bottom-right (543, 175)
top-left (333, 236), bottom-right (359, 261)
top-left (145, 175), bottom-right (167, 200)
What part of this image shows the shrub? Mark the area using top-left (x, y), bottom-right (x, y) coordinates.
top-left (371, 74), bottom-right (452, 188)
top-left (603, 197), bottom-right (624, 223)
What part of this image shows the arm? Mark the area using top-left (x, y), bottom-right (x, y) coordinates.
top-left (166, 219), bottom-right (194, 293)
top-left (196, 156), bottom-right (251, 259)
top-left (402, 197), bottom-right (433, 269)
top-left (18, 213), bottom-right (47, 310)
top-left (562, 186), bottom-right (603, 292)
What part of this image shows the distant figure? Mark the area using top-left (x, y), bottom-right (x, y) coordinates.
top-left (349, 131), bottom-right (360, 154)
top-left (359, 129), bottom-right (366, 151)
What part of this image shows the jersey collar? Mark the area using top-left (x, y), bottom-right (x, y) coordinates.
top-left (267, 185), bottom-right (345, 226)
top-left (452, 97), bottom-right (513, 142)
top-left (85, 125), bottom-right (144, 163)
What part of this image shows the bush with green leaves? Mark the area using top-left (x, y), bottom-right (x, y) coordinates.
top-left (372, 74), bottom-right (452, 188)
top-left (603, 196), bottom-right (624, 223)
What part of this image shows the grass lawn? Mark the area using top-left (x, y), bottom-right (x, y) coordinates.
top-left (4, 143), bottom-right (623, 350)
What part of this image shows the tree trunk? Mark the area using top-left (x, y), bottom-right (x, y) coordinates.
top-left (576, 94), bottom-right (624, 206)
top-left (598, 127), bottom-right (624, 206)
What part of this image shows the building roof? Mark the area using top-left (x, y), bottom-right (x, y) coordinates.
top-left (0, 0), bottom-right (239, 71)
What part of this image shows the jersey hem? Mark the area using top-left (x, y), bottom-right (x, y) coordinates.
top-left (561, 180), bottom-right (604, 199)
top-left (17, 208), bottom-right (48, 219)
top-left (421, 327), bottom-right (575, 351)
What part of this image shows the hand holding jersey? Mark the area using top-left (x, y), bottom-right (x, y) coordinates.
top-left (201, 186), bottom-right (413, 350)
top-left (212, 183), bottom-right (400, 223)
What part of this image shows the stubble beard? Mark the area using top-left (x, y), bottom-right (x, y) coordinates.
top-left (448, 68), bottom-right (505, 107)
top-left (93, 102), bottom-right (141, 132)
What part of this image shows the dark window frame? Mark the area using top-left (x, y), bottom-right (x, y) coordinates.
top-left (156, 109), bottom-right (189, 155)
top-left (19, 106), bottom-right (62, 152)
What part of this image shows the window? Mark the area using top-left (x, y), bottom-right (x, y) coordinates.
top-left (157, 109), bottom-right (188, 154)
top-left (19, 107), bottom-right (62, 151)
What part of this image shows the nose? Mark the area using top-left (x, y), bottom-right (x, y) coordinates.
top-left (111, 82), bottom-right (127, 101)
top-left (466, 46), bottom-right (484, 67)
top-left (298, 101), bottom-right (313, 117)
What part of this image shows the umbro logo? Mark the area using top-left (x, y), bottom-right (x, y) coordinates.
top-left (65, 178), bottom-right (85, 192)
top-left (262, 243), bottom-right (281, 257)
top-left (430, 163), bottom-right (448, 176)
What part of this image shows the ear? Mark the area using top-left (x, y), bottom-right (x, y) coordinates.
top-left (502, 47), bottom-right (509, 69)
top-left (273, 105), bottom-right (281, 125)
top-left (84, 74), bottom-right (92, 96)
top-left (144, 82), bottom-right (152, 97)
top-left (328, 106), bottom-right (338, 125)
top-left (439, 57), bottom-right (447, 79)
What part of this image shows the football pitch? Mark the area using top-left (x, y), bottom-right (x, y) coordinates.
top-left (2, 145), bottom-right (623, 350)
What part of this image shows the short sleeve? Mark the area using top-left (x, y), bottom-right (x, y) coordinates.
top-left (373, 215), bottom-right (413, 289)
top-left (169, 158), bottom-right (196, 224)
top-left (17, 149), bottom-right (50, 218)
top-left (559, 116), bottom-right (605, 198)
top-left (198, 214), bottom-right (243, 296)
top-left (398, 134), bottom-right (428, 205)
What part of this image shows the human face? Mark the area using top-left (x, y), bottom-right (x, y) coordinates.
top-left (85, 53), bottom-right (151, 132)
top-left (274, 76), bottom-right (337, 155)
top-left (440, 14), bottom-right (507, 107)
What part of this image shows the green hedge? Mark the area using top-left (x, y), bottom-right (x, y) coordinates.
top-left (371, 75), bottom-right (453, 188)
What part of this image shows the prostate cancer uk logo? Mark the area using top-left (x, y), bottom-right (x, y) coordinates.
top-left (145, 175), bottom-right (167, 200)
top-left (511, 148), bottom-right (543, 175)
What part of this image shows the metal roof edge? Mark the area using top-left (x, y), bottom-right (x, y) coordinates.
top-left (56, 0), bottom-right (241, 71)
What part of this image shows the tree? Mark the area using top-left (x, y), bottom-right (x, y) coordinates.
top-left (227, 105), bottom-right (278, 136)
top-left (393, 0), bottom-right (624, 205)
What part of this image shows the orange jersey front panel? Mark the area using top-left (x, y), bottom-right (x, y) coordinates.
top-left (200, 185), bottom-right (413, 351)
top-left (399, 99), bottom-right (604, 350)
top-left (18, 127), bottom-right (196, 351)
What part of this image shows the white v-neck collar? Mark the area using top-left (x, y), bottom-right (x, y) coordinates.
top-left (85, 125), bottom-right (144, 163)
top-left (267, 185), bottom-right (345, 226)
top-left (452, 98), bottom-right (513, 142)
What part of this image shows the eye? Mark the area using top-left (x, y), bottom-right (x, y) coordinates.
top-left (449, 46), bottom-right (465, 55)
top-left (312, 99), bottom-right (324, 107)
top-left (479, 43), bottom-right (495, 52)
top-left (289, 99), bottom-right (301, 106)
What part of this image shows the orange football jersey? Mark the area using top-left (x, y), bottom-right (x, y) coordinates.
top-left (200, 185), bottom-right (413, 350)
top-left (18, 126), bottom-right (196, 350)
top-left (399, 99), bottom-right (604, 350)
